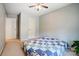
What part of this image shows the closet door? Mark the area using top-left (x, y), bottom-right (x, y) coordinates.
top-left (6, 17), bottom-right (16, 39)
top-left (28, 17), bottom-right (36, 39)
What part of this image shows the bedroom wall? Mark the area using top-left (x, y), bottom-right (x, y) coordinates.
top-left (0, 4), bottom-right (6, 54)
top-left (20, 12), bottom-right (39, 41)
top-left (39, 4), bottom-right (79, 44)
top-left (5, 17), bottom-right (16, 40)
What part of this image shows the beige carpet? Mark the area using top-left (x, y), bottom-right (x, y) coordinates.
top-left (2, 39), bottom-right (25, 56)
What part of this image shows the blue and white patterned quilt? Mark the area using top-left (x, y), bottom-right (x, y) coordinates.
top-left (25, 37), bottom-right (69, 56)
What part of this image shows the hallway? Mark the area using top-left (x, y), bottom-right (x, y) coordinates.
top-left (1, 39), bottom-right (25, 56)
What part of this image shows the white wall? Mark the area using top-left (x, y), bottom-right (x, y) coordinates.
top-left (0, 4), bottom-right (6, 54)
top-left (20, 12), bottom-right (39, 41)
top-left (6, 17), bottom-right (16, 40)
top-left (39, 4), bottom-right (79, 44)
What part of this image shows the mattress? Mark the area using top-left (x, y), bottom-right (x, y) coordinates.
top-left (24, 37), bottom-right (69, 56)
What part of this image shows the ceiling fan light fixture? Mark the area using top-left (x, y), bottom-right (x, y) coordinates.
top-left (35, 5), bottom-right (42, 11)
top-left (29, 3), bottom-right (48, 11)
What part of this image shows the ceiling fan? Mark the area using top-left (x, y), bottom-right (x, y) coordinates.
top-left (29, 3), bottom-right (48, 11)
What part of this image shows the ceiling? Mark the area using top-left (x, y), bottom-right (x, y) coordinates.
top-left (4, 3), bottom-right (71, 17)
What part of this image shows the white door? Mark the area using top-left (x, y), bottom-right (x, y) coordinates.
top-left (6, 17), bottom-right (16, 40)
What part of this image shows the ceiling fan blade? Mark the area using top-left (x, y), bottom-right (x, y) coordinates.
top-left (41, 5), bottom-right (48, 8)
top-left (29, 5), bottom-right (35, 8)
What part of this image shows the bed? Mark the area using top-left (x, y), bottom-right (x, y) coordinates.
top-left (23, 37), bottom-right (69, 56)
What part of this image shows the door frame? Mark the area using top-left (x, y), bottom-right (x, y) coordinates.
top-left (16, 13), bottom-right (21, 39)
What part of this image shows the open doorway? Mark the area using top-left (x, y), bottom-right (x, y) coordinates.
top-left (5, 13), bottom-right (21, 40)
